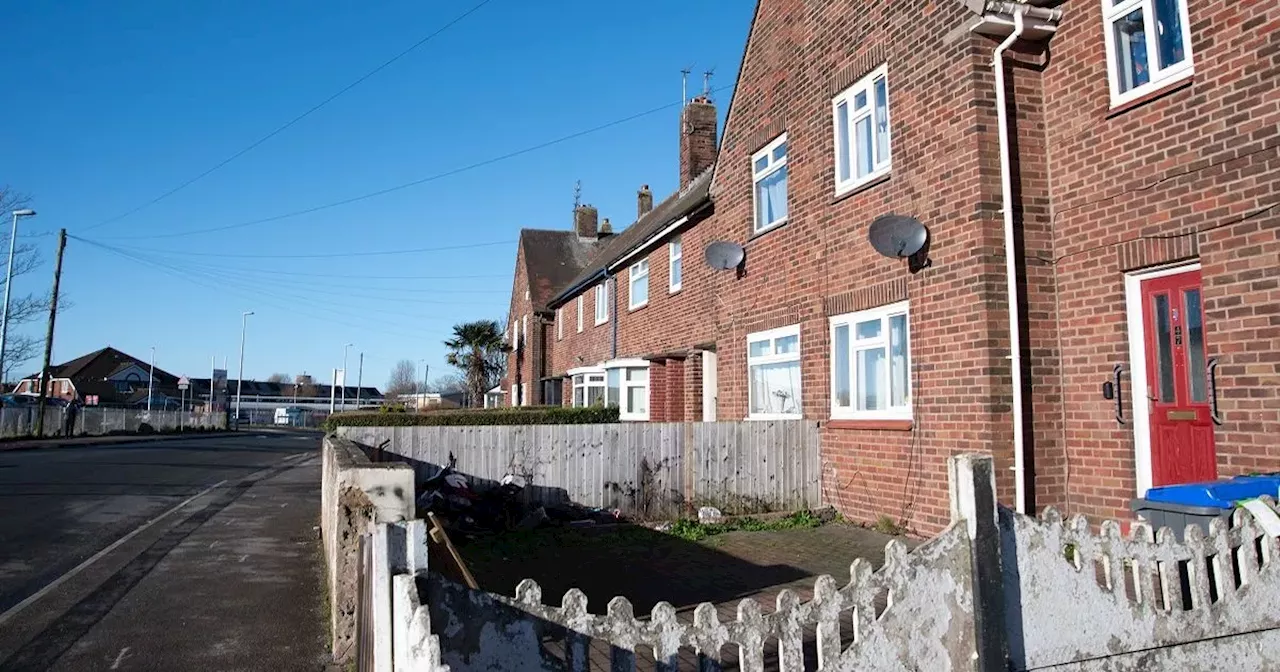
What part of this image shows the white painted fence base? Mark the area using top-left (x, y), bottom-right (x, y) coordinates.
top-left (360, 454), bottom-right (1280, 671)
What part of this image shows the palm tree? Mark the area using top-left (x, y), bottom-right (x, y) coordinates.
top-left (444, 320), bottom-right (508, 407)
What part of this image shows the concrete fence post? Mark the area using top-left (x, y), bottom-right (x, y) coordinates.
top-left (371, 523), bottom-right (394, 672)
top-left (948, 453), bottom-right (1008, 672)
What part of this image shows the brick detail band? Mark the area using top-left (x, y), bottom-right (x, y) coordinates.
top-left (746, 119), bottom-right (788, 157)
top-left (1116, 232), bottom-right (1198, 272)
top-left (826, 45), bottom-right (887, 97)
top-left (823, 277), bottom-right (908, 316)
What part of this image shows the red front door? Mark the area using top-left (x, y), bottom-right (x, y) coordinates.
top-left (1140, 269), bottom-right (1216, 486)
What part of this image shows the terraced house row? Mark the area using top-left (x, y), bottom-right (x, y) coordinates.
top-left (503, 0), bottom-right (1279, 534)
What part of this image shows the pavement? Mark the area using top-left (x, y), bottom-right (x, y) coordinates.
top-left (0, 432), bottom-right (332, 671)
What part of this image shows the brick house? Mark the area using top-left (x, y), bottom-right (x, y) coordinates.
top-left (502, 0), bottom-right (1279, 535)
top-left (503, 207), bottom-right (606, 407)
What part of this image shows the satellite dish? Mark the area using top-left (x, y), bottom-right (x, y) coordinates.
top-left (868, 214), bottom-right (928, 258)
top-left (704, 241), bottom-right (745, 270)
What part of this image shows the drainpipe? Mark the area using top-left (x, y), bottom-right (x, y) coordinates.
top-left (609, 273), bottom-right (618, 359)
top-left (994, 9), bottom-right (1028, 514)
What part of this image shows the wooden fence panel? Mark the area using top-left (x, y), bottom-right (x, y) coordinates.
top-left (339, 420), bottom-right (820, 518)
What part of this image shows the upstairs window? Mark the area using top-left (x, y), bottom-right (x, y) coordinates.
top-left (629, 259), bottom-right (649, 310)
top-left (752, 134), bottom-right (789, 233)
top-left (1103, 0), bottom-right (1193, 105)
top-left (594, 281), bottom-right (609, 325)
top-left (669, 237), bottom-right (683, 292)
top-left (747, 325), bottom-right (802, 419)
top-left (557, 307), bottom-right (563, 340)
top-left (833, 65), bottom-right (890, 195)
top-left (576, 295), bottom-right (584, 333)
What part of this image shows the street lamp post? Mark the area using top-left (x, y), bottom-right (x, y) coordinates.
top-left (341, 343), bottom-right (352, 411)
top-left (0, 209), bottom-right (36, 383)
top-left (147, 346), bottom-right (156, 413)
top-left (236, 311), bottom-right (254, 427)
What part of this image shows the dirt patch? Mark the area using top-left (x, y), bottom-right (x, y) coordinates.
top-left (456, 521), bottom-right (914, 616)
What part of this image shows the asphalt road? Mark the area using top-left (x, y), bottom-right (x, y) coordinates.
top-left (0, 432), bottom-right (332, 671)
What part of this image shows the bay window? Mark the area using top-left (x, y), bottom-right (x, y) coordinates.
top-left (1103, 0), bottom-right (1193, 105)
top-left (571, 370), bottom-right (606, 407)
top-left (747, 325), bottom-right (802, 419)
top-left (752, 134), bottom-right (789, 233)
top-left (830, 301), bottom-right (911, 420)
top-left (832, 65), bottom-right (890, 195)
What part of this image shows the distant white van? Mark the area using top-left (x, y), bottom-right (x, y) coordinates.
top-left (274, 407), bottom-right (305, 426)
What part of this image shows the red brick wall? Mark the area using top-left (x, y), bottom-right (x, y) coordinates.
top-left (505, 243), bottom-right (536, 407)
top-left (1035, 0), bottom-right (1280, 522)
top-left (699, 0), bottom-right (1015, 535)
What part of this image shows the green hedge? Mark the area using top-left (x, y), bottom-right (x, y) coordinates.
top-left (323, 405), bottom-right (619, 430)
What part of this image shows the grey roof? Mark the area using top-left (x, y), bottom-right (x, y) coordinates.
top-left (548, 168), bottom-right (714, 308)
top-left (520, 228), bottom-right (599, 310)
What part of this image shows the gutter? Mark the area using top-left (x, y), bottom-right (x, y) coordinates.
top-left (980, 3), bottom-right (1060, 514)
top-left (607, 216), bottom-right (689, 273)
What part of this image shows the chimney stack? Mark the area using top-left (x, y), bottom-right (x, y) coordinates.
top-left (574, 204), bottom-right (599, 240)
top-left (637, 185), bottom-right (654, 218)
top-left (679, 96), bottom-right (717, 189)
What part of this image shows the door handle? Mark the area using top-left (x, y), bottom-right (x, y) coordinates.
top-left (1207, 357), bottom-right (1223, 425)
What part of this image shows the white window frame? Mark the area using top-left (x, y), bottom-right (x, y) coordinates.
top-left (629, 259), bottom-right (649, 310)
top-left (1101, 0), bottom-right (1194, 107)
top-left (569, 367), bottom-right (607, 408)
top-left (746, 324), bottom-right (802, 420)
top-left (751, 133), bottom-right (789, 234)
top-left (832, 64), bottom-right (891, 196)
top-left (577, 295), bottom-right (584, 333)
top-left (557, 307), bottom-right (563, 340)
top-left (668, 237), bottom-right (683, 293)
top-left (594, 281), bottom-right (609, 326)
top-left (829, 301), bottom-right (912, 421)
top-left (604, 359), bottom-right (650, 421)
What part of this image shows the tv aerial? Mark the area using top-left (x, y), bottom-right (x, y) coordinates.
top-left (704, 241), bottom-right (745, 271)
top-left (867, 214), bottom-right (930, 272)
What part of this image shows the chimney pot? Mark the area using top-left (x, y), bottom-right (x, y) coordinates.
top-left (637, 185), bottom-right (654, 218)
top-left (600, 218), bottom-right (613, 235)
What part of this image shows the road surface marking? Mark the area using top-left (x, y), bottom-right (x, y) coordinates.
top-left (0, 479), bottom-right (229, 628)
top-left (238, 554), bottom-right (248, 563)
top-left (110, 646), bottom-right (131, 669)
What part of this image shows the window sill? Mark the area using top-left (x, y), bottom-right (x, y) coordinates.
top-left (668, 285), bottom-right (682, 295)
top-left (832, 172), bottom-right (891, 205)
top-left (746, 414), bottom-right (803, 422)
top-left (1107, 73), bottom-right (1194, 119)
top-left (628, 302), bottom-right (649, 312)
top-left (827, 418), bottom-right (914, 431)
top-left (748, 219), bottom-right (789, 243)
top-left (594, 319), bottom-right (608, 327)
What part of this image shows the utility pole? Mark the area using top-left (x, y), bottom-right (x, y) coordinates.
top-left (355, 352), bottom-right (363, 409)
top-left (147, 346), bottom-right (155, 413)
top-left (34, 229), bottom-right (66, 438)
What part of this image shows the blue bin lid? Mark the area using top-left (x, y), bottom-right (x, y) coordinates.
top-left (1144, 474), bottom-right (1280, 510)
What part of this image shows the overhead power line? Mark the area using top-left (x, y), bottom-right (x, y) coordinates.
top-left (105, 85), bottom-right (730, 242)
top-left (69, 235), bottom-right (514, 259)
top-left (79, 0), bottom-right (495, 234)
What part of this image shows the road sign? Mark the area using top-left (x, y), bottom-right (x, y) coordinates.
top-left (178, 376), bottom-right (190, 391)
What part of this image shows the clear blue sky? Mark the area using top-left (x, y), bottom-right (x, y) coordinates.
top-left (1, 1), bottom-right (752, 390)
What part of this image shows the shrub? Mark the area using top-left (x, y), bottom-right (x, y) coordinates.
top-left (323, 405), bottom-right (619, 431)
